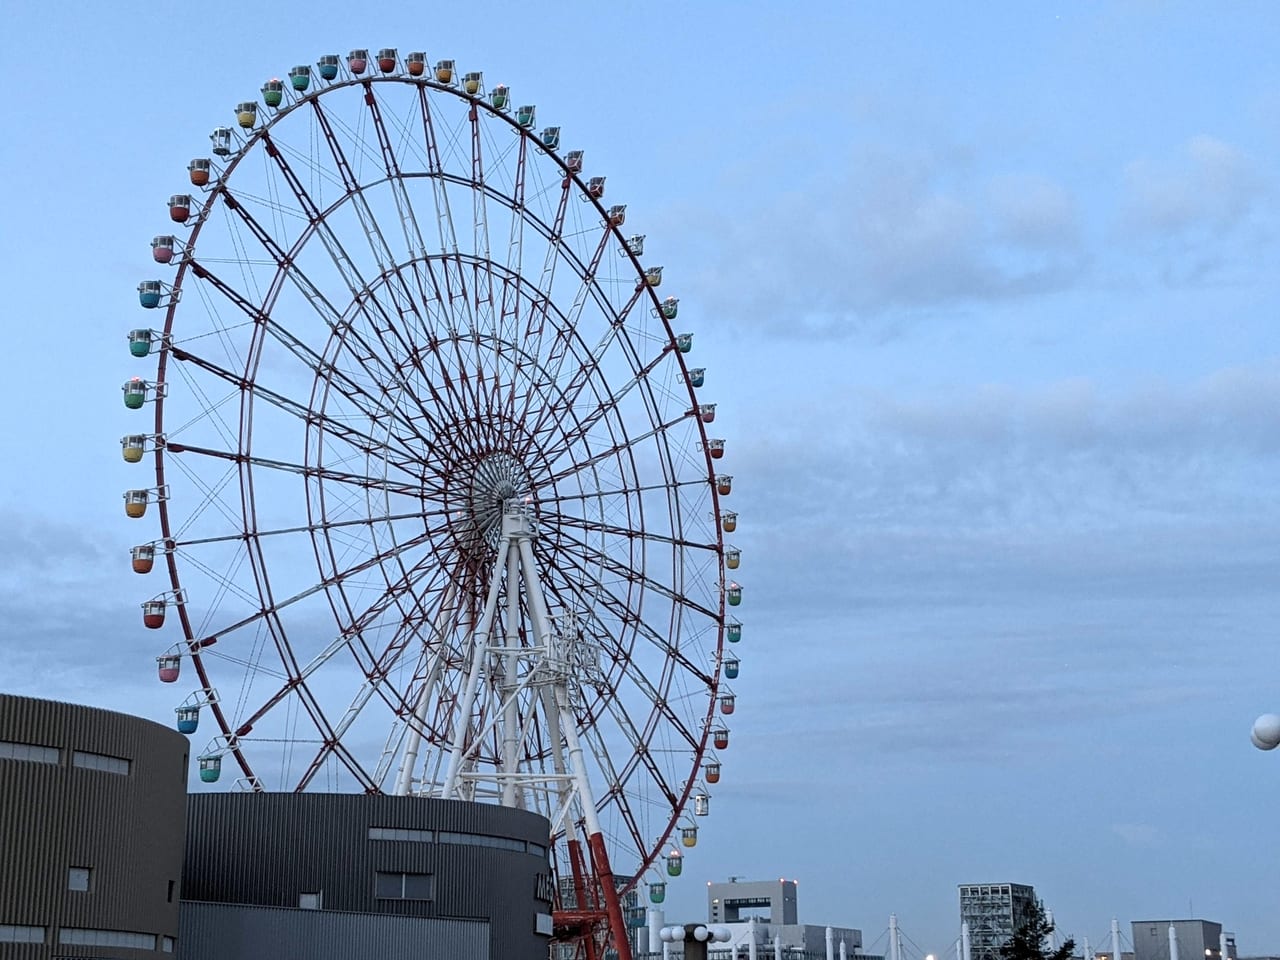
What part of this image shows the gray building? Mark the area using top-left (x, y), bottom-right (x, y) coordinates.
top-left (959, 883), bottom-right (1038, 960)
top-left (678, 879), bottom-right (863, 960)
top-left (1132, 921), bottom-right (1236, 960)
top-left (0, 693), bottom-right (189, 958)
top-left (180, 791), bottom-right (555, 960)
top-left (708, 879), bottom-right (798, 925)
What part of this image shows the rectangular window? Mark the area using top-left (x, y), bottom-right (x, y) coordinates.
top-left (68, 867), bottom-right (91, 892)
top-left (0, 739), bottom-right (60, 765)
top-left (59, 928), bottom-right (156, 950)
top-left (71, 751), bottom-right (131, 776)
top-left (402, 874), bottom-right (433, 899)
top-left (439, 830), bottom-right (526, 853)
top-left (167, 880), bottom-right (175, 903)
top-left (375, 871), bottom-right (434, 901)
top-left (375, 871), bottom-right (403, 899)
top-left (368, 826), bottom-right (434, 842)
top-left (0, 925), bottom-right (45, 944)
top-left (299, 892), bottom-right (322, 910)
top-left (163, 936), bottom-right (176, 953)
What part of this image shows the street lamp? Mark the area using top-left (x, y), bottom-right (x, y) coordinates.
top-left (661, 923), bottom-right (733, 960)
top-left (1252, 714), bottom-right (1280, 751)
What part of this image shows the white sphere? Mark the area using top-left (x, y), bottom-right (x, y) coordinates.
top-left (709, 925), bottom-right (733, 942)
top-left (693, 925), bottom-right (710, 941)
top-left (659, 927), bottom-right (683, 943)
top-left (1253, 713), bottom-right (1280, 750)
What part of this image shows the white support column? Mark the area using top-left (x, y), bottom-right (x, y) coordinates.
top-left (1169, 925), bottom-right (1179, 960)
top-left (553, 680), bottom-right (602, 836)
top-left (841, 940), bottom-right (848, 960)
top-left (1084, 937), bottom-right (1092, 960)
top-left (749, 916), bottom-right (758, 960)
top-left (1111, 918), bottom-right (1122, 960)
top-left (963, 921), bottom-right (972, 960)
top-left (518, 532), bottom-right (605, 839)
top-left (827, 927), bottom-right (835, 960)
top-left (890, 914), bottom-right (901, 960)
top-left (441, 540), bottom-right (511, 797)
top-left (649, 909), bottom-right (664, 954)
top-left (500, 544), bottom-right (522, 806)
top-left (775, 927), bottom-right (783, 960)
top-left (540, 685), bottom-right (574, 833)
top-left (393, 581), bottom-right (456, 795)
top-left (1047, 911), bottom-right (1058, 951)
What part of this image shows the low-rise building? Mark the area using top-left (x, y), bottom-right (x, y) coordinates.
top-left (1132, 920), bottom-right (1236, 960)
top-left (642, 877), bottom-right (869, 959)
top-left (0, 693), bottom-right (189, 958)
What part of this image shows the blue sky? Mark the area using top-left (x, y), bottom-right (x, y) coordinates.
top-left (4, 0), bottom-right (1280, 954)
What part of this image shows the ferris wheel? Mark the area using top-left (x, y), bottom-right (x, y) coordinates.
top-left (119, 48), bottom-right (744, 956)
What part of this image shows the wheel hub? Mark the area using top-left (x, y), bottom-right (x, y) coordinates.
top-left (444, 451), bottom-right (533, 555)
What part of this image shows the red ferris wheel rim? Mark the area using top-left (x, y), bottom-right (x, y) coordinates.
top-left (139, 62), bottom-right (732, 894)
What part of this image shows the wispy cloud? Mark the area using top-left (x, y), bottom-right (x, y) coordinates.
top-left (1118, 135), bottom-right (1271, 285)
top-left (721, 362), bottom-right (1280, 764)
top-left (1123, 135), bottom-right (1263, 235)
top-left (1111, 822), bottom-right (1162, 848)
top-left (661, 146), bottom-right (1086, 338)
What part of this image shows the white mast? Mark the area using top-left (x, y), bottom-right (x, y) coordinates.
top-left (649, 909), bottom-right (663, 955)
top-left (417, 501), bottom-right (629, 957)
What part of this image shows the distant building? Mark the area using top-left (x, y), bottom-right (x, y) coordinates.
top-left (1131, 921), bottom-right (1236, 960)
top-left (958, 883), bottom-right (1038, 960)
top-left (640, 877), bottom-right (867, 959)
top-left (708, 878), bottom-right (798, 925)
top-left (1094, 950), bottom-right (1135, 960)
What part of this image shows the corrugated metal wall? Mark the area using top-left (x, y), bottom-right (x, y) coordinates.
top-left (183, 793), bottom-right (552, 960)
top-left (0, 693), bottom-right (189, 958)
top-left (179, 901), bottom-right (488, 960)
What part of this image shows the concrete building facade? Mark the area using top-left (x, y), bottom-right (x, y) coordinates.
top-left (0, 693), bottom-right (189, 958)
top-left (958, 883), bottom-right (1038, 960)
top-left (180, 792), bottom-right (555, 960)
